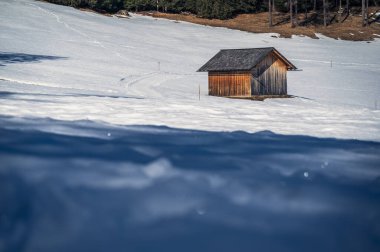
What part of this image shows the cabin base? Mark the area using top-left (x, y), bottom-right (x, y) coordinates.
top-left (224, 95), bottom-right (293, 101)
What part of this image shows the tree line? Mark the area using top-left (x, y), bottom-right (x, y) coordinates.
top-left (46, 0), bottom-right (376, 23)
top-left (45, 0), bottom-right (261, 18)
top-left (268, 0), bottom-right (375, 27)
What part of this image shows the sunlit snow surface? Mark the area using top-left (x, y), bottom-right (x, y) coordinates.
top-left (1, 0), bottom-right (380, 251)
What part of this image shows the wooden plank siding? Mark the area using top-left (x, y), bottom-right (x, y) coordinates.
top-left (252, 53), bottom-right (287, 95)
top-left (207, 52), bottom-right (288, 97)
top-left (208, 71), bottom-right (251, 97)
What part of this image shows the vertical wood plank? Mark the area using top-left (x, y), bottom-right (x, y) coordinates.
top-left (208, 71), bottom-right (251, 97)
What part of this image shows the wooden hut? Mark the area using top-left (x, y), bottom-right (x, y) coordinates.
top-left (198, 47), bottom-right (296, 97)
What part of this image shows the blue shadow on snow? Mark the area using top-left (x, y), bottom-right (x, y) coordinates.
top-left (0, 52), bottom-right (67, 66)
top-left (0, 116), bottom-right (380, 252)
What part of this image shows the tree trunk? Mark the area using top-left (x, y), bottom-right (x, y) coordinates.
top-left (362, 0), bottom-right (365, 26)
top-left (295, 0), bottom-right (298, 26)
top-left (269, 0), bottom-right (273, 27)
top-left (346, 0), bottom-right (349, 14)
top-left (366, 0), bottom-right (369, 26)
top-left (339, 0), bottom-right (342, 9)
top-left (323, 0), bottom-right (327, 26)
top-left (290, 0), bottom-right (294, 27)
top-left (314, 0), bottom-right (317, 11)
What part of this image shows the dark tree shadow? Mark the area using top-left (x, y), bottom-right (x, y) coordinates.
top-left (0, 52), bottom-right (68, 66)
top-left (369, 9), bottom-right (380, 25)
top-left (0, 116), bottom-right (380, 252)
top-left (273, 16), bottom-right (290, 26)
top-left (0, 91), bottom-right (143, 100)
top-left (298, 13), bottom-right (318, 26)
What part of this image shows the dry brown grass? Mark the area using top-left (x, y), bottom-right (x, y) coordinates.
top-left (142, 8), bottom-right (380, 41)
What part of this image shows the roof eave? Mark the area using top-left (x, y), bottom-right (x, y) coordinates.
top-left (271, 49), bottom-right (297, 70)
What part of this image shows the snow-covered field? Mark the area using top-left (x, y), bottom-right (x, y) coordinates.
top-left (1, 1), bottom-right (380, 252)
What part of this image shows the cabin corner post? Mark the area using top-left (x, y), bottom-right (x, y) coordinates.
top-left (284, 70), bottom-right (288, 95)
top-left (208, 73), bottom-right (212, 96)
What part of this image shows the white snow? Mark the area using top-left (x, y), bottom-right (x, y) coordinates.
top-left (1, 2), bottom-right (380, 251)
top-left (0, 0), bottom-right (380, 141)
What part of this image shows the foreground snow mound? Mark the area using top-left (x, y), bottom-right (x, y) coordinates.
top-left (1, 116), bottom-right (380, 252)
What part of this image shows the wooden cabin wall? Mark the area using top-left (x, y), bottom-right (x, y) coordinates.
top-left (251, 53), bottom-right (287, 95)
top-left (208, 72), bottom-right (251, 97)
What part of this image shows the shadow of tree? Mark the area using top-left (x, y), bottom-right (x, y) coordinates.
top-left (0, 52), bottom-right (68, 66)
top-left (0, 91), bottom-right (143, 100)
top-left (0, 116), bottom-right (380, 252)
top-left (369, 9), bottom-right (380, 24)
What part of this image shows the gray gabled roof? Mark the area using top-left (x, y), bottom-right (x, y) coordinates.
top-left (198, 47), bottom-right (296, 72)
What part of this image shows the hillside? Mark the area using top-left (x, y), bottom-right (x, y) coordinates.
top-left (43, 0), bottom-right (380, 41)
top-left (146, 7), bottom-right (380, 41)
top-left (1, 1), bottom-right (380, 252)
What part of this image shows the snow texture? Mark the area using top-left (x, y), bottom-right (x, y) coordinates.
top-left (1, 1), bottom-right (380, 251)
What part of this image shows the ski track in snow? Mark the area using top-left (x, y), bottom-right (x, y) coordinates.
top-left (290, 58), bottom-right (380, 67)
top-left (27, 1), bottom-right (129, 61)
top-left (28, 3), bottom-right (99, 44)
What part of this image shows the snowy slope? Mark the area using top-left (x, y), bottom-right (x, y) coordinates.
top-left (0, 0), bottom-right (380, 140)
top-left (1, 1), bottom-right (380, 252)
